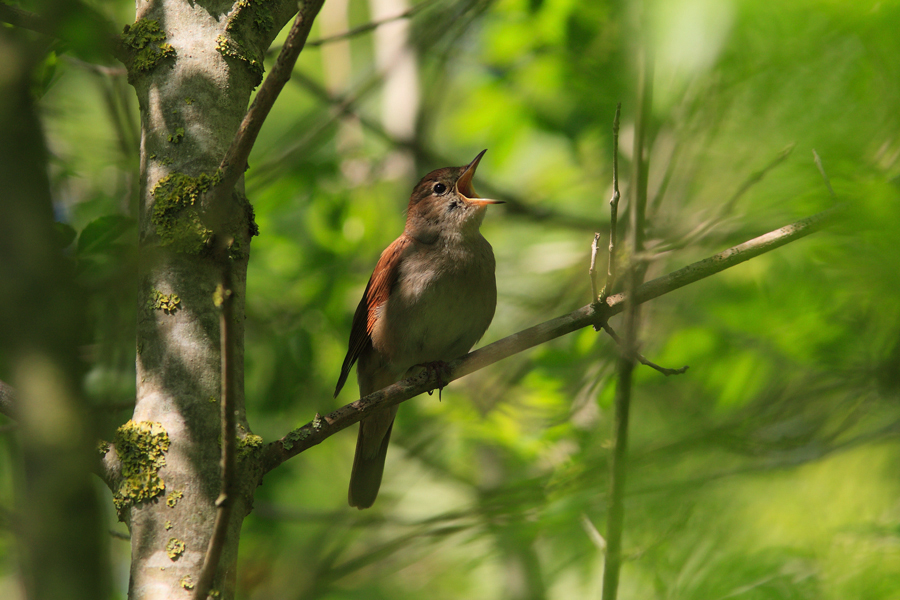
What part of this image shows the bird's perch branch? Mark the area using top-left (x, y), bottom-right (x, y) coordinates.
top-left (259, 204), bottom-right (841, 475)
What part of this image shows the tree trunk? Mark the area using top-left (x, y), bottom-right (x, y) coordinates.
top-left (120, 2), bottom-right (301, 597)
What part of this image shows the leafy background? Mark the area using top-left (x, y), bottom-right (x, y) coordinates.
top-left (1, 0), bottom-right (900, 598)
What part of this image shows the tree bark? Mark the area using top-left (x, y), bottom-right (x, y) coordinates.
top-left (121, 2), bottom-right (302, 598)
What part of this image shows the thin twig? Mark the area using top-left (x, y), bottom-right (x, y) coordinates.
top-left (193, 256), bottom-right (238, 600)
top-left (0, 2), bottom-right (56, 37)
top-left (205, 0), bottom-right (326, 226)
top-left (590, 232), bottom-right (602, 302)
top-left (600, 102), bottom-right (622, 304)
top-left (812, 149), bottom-right (837, 199)
top-left (258, 204), bottom-right (842, 475)
top-left (599, 322), bottom-right (688, 376)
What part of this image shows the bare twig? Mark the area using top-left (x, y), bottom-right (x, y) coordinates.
top-left (590, 232), bottom-right (602, 302)
top-left (259, 199), bottom-right (841, 477)
top-left (599, 322), bottom-right (688, 376)
top-left (205, 0), bottom-right (326, 225)
top-left (812, 149), bottom-right (837, 199)
top-left (193, 258), bottom-right (238, 600)
top-left (600, 102), bottom-right (622, 304)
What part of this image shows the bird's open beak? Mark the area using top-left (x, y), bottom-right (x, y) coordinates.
top-left (457, 149), bottom-right (504, 206)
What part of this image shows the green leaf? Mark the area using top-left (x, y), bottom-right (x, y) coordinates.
top-left (77, 215), bottom-right (135, 255)
top-left (53, 221), bottom-right (77, 249)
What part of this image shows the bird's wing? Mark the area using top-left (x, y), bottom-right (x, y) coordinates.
top-left (334, 234), bottom-right (413, 397)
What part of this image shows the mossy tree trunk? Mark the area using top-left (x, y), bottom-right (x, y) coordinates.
top-left (117, 2), bottom-right (309, 598)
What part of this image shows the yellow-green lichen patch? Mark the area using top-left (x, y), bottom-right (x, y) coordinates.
top-left (166, 537), bottom-right (185, 560)
top-left (281, 427), bottom-right (309, 451)
top-left (164, 520), bottom-right (173, 530)
top-left (121, 19), bottom-right (175, 76)
top-left (113, 420), bottom-right (170, 516)
top-left (184, 97), bottom-right (194, 105)
top-left (98, 440), bottom-right (110, 455)
top-left (238, 433), bottom-right (264, 460)
top-left (149, 289), bottom-right (181, 314)
top-left (166, 489), bottom-right (183, 507)
top-left (150, 171), bottom-right (220, 253)
top-left (180, 575), bottom-right (194, 590)
top-left (167, 128), bottom-right (184, 144)
top-left (209, 395), bottom-right (218, 403)
top-left (227, 0), bottom-right (275, 33)
top-left (213, 283), bottom-right (229, 308)
top-left (216, 34), bottom-right (263, 86)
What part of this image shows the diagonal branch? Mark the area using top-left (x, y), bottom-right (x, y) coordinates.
top-left (0, 2), bottom-right (55, 37)
top-left (259, 204), bottom-right (842, 475)
top-left (204, 0), bottom-right (326, 226)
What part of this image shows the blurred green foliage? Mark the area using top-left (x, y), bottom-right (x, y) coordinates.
top-left (1, 0), bottom-right (900, 598)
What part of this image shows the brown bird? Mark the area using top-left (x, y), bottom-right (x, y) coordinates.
top-left (334, 150), bottom-right (501, 509)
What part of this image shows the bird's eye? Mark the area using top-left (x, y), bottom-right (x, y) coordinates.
top-left (432, 182), bottom-right (447, 194)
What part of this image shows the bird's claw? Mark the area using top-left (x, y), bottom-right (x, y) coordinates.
top-left (419, 361), bottom-right (451, 401)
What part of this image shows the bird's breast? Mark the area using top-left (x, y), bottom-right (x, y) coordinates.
top-left (370, 235), bottom-right (497, 370)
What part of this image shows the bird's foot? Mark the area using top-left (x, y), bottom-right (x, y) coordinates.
top-left (419, 361), bottom-right (451, 401)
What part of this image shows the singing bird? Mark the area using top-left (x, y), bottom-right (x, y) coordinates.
top-left (334, 150), bottom-right (501, 509)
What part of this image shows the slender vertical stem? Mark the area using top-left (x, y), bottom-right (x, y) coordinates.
top-left (193, 251), bottom-right (237, 600)
top-left (601, 103), bottom-right (622, 303)
top-left (601, 19), bottom-right (653, 600)
top-left (601, 287), bottom-right (636, 600)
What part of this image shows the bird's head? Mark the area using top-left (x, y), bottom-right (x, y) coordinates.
top-left (405, 149), bottom-right (502, 243)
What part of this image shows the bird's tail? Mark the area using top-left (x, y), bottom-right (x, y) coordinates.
top-left (348, 406), bottom-right (397, 509)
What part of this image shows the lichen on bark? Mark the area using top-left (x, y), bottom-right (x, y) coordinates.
top-left (150, 171), bottom-right (221, 253)
top-left (216, 34), bottom-right (264, 86)
top-left (121, 19), bottom-right (175, 78)
top-left (112, 420), bottom-right (170, 518)
top-left (149, 289), bottom-right (181, 314)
